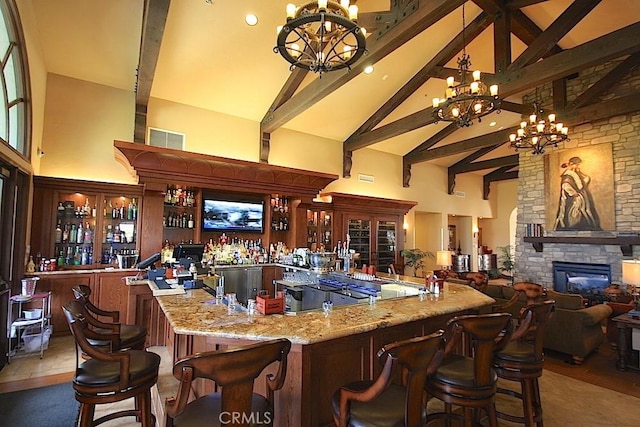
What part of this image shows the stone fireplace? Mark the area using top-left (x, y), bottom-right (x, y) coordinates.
top-left (513, 63), bottom-right (640, 287)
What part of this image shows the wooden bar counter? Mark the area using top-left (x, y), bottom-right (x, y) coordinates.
top-left (150, 277), bottom-right (494, 426)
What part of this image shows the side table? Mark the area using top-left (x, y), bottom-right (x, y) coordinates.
top-left (612, 313), bottom-right (640, 371)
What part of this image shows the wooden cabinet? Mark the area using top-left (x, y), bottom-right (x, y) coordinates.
top-left (261, 264), bottom-right (283, 297)
top-left (325, 193), bottom-right (416, 272)
top-left (31, 269), bottom-right (133, 337)
top-left (31, 177), bottom-right (143, 269)
top-left (296, 202), bottom-right (333, 251)
top-left (126, 282), bottom-right (166, 348)
top-left (35, 272), bottom-right (93, 337)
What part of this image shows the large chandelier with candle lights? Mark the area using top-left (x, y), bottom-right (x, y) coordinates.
top-left (432, 5), bottom-right (500, 127)
top-left (509, 101), bottom-right (569, 155)
top-left (274, 0), bottom-right (367, 74)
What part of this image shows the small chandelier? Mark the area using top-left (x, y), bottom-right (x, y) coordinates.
top-left (432, 5), bottom-right (500, 127)
top-left (274, 1), bottom-right (367, 75)
top-left (509, 101), bottom-right (569, 155)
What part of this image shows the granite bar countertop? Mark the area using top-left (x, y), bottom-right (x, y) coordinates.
top-left (151, 280), bottom-right (494, 345)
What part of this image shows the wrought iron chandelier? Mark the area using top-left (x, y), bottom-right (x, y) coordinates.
top-left (274, 1), bottom-right (367, 75)
top-left (432, 5), bottom-right (500, 127)
top-left (509, 101), bottom-right (569, 155)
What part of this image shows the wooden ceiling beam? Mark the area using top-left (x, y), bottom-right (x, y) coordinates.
top-left (406, 124), bottom-right (459, 158)
top-left (452, 154), bottom-right (519, 174)
top-left (134, 0), bottom-right (171, 144)
top-left (261, 0), bottom-right (463, 134)
top-left (570, 52), bottom-right (640, 109)
top-left (506, 0), bottom-right (548, 9)
top-left (509, 0), bottom-right (601, 70)
top-left (483, 166), bottom-right (519, 199)
top-left (345, 12), bottom-right (492, 142)
top-left (499, 22), bottom-right (640, 97)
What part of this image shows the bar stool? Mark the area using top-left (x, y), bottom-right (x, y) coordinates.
top-left (165, 338), bottom-right (291, 427)
top-left (494, 282), bottom-right (545, 313)
top-left (331, 330), bottom-right (445, 427)
top-left (425, 312), bottom-right (513, 427)
top-left (63, 300), bottom-right (160, 427)
top-left (494, 300), bottom-right (556, 426)
top-left (72, 284), bottom-right (147, 351)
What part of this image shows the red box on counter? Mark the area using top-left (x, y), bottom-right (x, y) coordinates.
top-left (256, 291), bottom-right (285, 315)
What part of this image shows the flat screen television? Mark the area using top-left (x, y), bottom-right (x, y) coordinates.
top-left (202, 198), bottom-right (264, 233)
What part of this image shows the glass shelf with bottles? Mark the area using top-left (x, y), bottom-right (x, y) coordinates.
top-left (100, 196), bottom-right (138, 265)
top-left (164, 186), bottom-right (197, 230)
top-left (270, 194), bottom-right (290, 232)
top-left (54, 193), bottom-right (98, 268)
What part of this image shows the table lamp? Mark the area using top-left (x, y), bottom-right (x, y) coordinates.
top-left (437, 250), bottom-right (452, 278)
top-left (622, 259), bottom-right (640, 312)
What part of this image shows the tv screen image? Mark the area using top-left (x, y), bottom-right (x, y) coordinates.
top-left (203, 199), bottom-right (264, 232)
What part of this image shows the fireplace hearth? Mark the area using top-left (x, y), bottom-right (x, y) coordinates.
top-left (552, 261), bottom-right (611, 304)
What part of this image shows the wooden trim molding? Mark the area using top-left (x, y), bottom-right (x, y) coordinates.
top-left (114, 140), bottom-right (338, 197)
top-left (322, 192), bottom-right (417, 216)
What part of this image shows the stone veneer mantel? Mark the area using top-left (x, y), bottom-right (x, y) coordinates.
top-left (153, 281), bottom-right (493, 345)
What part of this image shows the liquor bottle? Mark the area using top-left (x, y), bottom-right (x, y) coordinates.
top-left (84, 222), bottom-right (92, 244)
top-left (92, 203), bottom-right (97, 218)
top-left (127, 200), bottom-right (133, 220)
top-left (55, 221), bottom-right (62, 243)
top-left (74, 247), bottom-right (81, 265)
top-left (81, 247), bottom-right (88, 265)
top-left (284, 197), bottom-right (289, 213)
top-left (113, 225), bottom-right (121, 243)
top-left (84, 198), bottom-right (90, 217)
top-left (106, 225), bottom-right (113, 243)
top-left (119, 204), bottom-right (125, 220)
top-left (57, 250), bottom-right (65, 267)
top-left (164, 188), bottom-right (172, 205)
top-left (112, 203), bottom-right (118, 219)
top-left (70, 223), bottom-right (77, 243)
top-left (103, 200), bottom-right (108, 218)
top-left (131, 198), bottom-right (138, 220)
top-left (76, 222), bottom-right (84, 244)
top-left (57, 202), bottom-right (65, 212)
top-left (26, 256), bottom-right (35, 273)
top-left (188, 214), bottom-right (194, 229)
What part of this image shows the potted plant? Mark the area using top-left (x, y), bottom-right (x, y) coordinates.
top-left (400, 248), bottom-right (434, 277)
top-left (497, 245), bottom-right (515, 284)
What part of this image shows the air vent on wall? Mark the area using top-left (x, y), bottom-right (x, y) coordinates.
top-left (455, 191), bottom-right (466, 198)
top-left (358, 174), bottom-right (374, 183)
top-left (148, 128), bottom-right (185, 150)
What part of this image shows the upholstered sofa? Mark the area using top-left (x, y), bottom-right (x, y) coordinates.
top-left (481, 284), bottom-right (613, 364)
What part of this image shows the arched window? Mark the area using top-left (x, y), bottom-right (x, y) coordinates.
top-left (0, 0), bottom-right (30, 158)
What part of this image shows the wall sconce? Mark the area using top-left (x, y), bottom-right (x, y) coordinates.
top-left (403, 221), bottom-right (408, 242)
top-left (37, 147), bottom-right (45, 158)
top-left (472, 225), bottom-right (479, 238)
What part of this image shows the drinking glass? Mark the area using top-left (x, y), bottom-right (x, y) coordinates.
top-left (322, 300), bottom-right (333, 317)
top-left (247, 299), bottom-right (256, 315)
top-left (226, 293), bottom-right (237, 314)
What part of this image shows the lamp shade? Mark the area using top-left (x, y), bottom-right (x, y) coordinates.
top-left (622, 259), bottom-right (640, 286)
top-left (436, 250), bottom-right (452, 267)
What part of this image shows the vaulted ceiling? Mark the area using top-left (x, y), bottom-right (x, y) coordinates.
top-left (29, 0), bottom-right (640, 198)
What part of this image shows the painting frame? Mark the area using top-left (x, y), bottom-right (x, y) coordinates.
top-left (544, 143), bottom-right (615, 232)
top-left (448, 225), bottom-right (456, 251)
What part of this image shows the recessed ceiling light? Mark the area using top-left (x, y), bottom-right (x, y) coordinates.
top-left (489, 121), bottom-right (496, 127)
top-left (245, 14), bottom-right (258, 26)
top-left (364, 65), bottom-right (374, 74)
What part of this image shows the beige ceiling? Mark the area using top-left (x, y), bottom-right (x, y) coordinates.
top-left (28, 0), bottom-right (640, 171)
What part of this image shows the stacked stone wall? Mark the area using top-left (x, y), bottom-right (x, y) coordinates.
top-left (514, 62), bottom-right (640, 286)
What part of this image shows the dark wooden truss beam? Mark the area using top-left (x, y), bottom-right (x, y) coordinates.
top-left (569, 52), bottom-right (640, 109)
top-left (483, 166), bottom-right (519, 199)
top-left (509, 0), bottom-right (601, 70)
top-left (134, 0), bottom-right (170, 144)
top-left (448, 154), bottom-right (518, 194)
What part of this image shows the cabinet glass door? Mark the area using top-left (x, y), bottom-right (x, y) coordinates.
top-left (100, 195), bottom-right (139, 265)
top-left (347, 219), bottom-right (370, 268)
top-left (376, 220), bottom-right (397, 271)
top-left (54, 192), bottom-right (98, 268)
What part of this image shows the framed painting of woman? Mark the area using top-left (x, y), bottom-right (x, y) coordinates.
top-left (544, 143), bottom-right (615, 231)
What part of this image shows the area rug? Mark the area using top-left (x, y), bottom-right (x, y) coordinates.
top-left (0, 382), bottom-right (79, 427)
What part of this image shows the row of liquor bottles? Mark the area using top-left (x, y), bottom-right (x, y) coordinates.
top-left (55, 222), bottom-right (135, 244)
top-left (270, 195), bottom-right (290, 213)
top-left (164, 187), bottom-right (196, 207)
top-left (271, 216), bottom-right (289, 231)
top-left (163, 212), bottom-right (195, 229)
top-left (56, 198), bottom-right (139, 220)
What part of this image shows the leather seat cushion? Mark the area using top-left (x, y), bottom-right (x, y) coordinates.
top-left (429, 354), bottom-right (497, 390)
top-left (75, 350), bottom-right (160, 387)
top-left (495, 340), bottom-right (539, 364)
top-left (171, 393), bottom-right (271, 427)
top-left (331, 382), bottom-right (421, 427)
